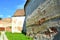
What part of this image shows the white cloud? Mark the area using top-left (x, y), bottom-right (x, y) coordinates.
top-left (4, 8), bottom-right (10, 12)
top-left (4, 8), bottom-right (7, 10)
top-left (16, 2), bottom-right (25, 9)
top-left (7, 15), bottom-right (11, 18)
top-left (17, 5), bottom-right (24, 9)
top-left (0, 15), bottom-right (3, 17)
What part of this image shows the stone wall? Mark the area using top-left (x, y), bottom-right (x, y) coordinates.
top-left (25, 0), bottom-right (60, 40)
top-left (25, 0), bottom-right (46, 16)
top-left (26, 0), bottom-right (60, 27)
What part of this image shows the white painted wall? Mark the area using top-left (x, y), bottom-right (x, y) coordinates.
top-left (12, 17), bottom-right (25, 33)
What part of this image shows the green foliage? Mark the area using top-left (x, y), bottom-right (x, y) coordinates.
top-left (5, 32), bottom-right (33, 40)
top-left (0, 18), bottom-right (2, 20)
top-left (9, 26), bottom-right (12, 28)
top-left (0, 32), bottom-right (1, 36)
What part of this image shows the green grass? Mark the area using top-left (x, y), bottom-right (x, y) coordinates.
top-left (5, 32), bottom-right (33, 40)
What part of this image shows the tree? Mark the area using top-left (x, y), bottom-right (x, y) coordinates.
top-left (0, 18), bottom-right (2, 20)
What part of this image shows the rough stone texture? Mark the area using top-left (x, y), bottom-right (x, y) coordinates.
top-left (26, 0), bottom-right (60, 26)
top-left (25, 0), bottom-right (60, 40)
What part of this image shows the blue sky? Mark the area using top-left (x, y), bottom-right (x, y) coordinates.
top-left (0, 0), bottom-right (26, 18)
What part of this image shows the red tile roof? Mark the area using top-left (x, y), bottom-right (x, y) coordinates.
top-left (13, 9), bottom-right (25, 17)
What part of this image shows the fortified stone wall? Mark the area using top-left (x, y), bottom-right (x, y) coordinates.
top-left (26, 0), bottom-right (60, 27)
top-left (25, 0), bottom-right (60, 40)
top-left (25, 0), bottom-right (46, 16)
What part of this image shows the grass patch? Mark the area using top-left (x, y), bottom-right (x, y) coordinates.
top-left (5, 32), bottom-right (33, 40)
